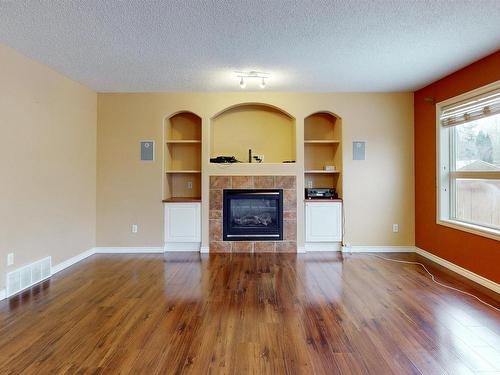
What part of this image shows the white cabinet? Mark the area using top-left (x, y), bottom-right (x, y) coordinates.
top-left (305, 201), bottom-right (342, 243)
top-left (164, 202), bottom-right (201, 250)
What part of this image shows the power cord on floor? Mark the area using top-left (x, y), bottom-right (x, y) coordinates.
top-left (372, 254), bottom-right (500, 313)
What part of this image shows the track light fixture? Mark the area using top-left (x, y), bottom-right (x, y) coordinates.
top-left (235, 71), bottom-right (270, 89)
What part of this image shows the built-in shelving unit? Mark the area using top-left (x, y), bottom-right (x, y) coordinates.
top-left (164, 112), bottom-right (202, 199)
top-left (304, 112), bottom-right (343, 197)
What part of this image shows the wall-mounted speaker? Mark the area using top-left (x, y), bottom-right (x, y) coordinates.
top-left (140, 140), bottom-right (155, 161)
top-left (353, 141), bottom-right (366, 160)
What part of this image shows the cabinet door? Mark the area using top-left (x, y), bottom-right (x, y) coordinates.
top-left (165, 203), bottom-right (201, 242)
top-left (305, 202), bottom-right (342, 242)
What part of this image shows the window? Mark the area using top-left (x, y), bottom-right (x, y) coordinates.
top-left (437, 81), bottom-right (500, 240)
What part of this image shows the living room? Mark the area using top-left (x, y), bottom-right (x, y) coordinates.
top-left (0, 1), bottom-right (499, 373)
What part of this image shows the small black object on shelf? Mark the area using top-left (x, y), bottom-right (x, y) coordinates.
top-left (210, 156), bottom-right (239, 163)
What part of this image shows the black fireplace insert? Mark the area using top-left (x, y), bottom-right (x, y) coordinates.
top-left (223, 189), bottom-right (283, 241)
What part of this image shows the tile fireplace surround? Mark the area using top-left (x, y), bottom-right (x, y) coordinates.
top-left (209, 176), bottom-right (297, 252)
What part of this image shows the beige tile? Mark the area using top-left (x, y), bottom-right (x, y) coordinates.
top-left (232, 242), bottom-right (254, 253)
top-left (209, 219), bottom-right (222, 241)
top-left (210, 176), bottom-right (231, 189)
top-left (209, 210), bottom-right (222, 219)
top-left (284, 220), bottom-right (297, 240)
top-left (254, 242), bottom-right (276, 253)
top-left (276, 241), bottom-right (297, 253)
top-left (254, 176), bottom-right (275, 189)
top-left (284, 190), bottom-right (297, 212)
top-left (283, 211), bottom-right (296, 220)
top-left (275, 176), bottom-right (296, 189)
top-left (210, 189), bottom-right (222, 210)
top-left (231, 176), bottom-right (254, 188)
top-left (210, 241), bottom-right (232, 253)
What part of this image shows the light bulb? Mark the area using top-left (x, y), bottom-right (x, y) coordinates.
top-left (259, 78), bottom-right (266, 88)
top-left (239, 77), bottom-right (246, 89)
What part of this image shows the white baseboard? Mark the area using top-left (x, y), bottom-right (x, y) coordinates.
top-left (415, 247), bottom-right (500, 295)
top-left (200, 246), bottom-right (209, 253)
top-left (342, 246), bottom-right (415, 253)
top-left (95, 247), bottom-right (164, 254)
top-left (305, 242), bottom-right (342, 252)
top-left (51, 248), bottom-right (95, 275)
top-left (163, 243), bottom-right (200, 252)
top-left (0, 289), bottom-right (6, 301)
top-left (297, 246), bottom-right (306, 253)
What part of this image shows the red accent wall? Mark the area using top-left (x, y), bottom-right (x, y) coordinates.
top-left (414, 50), bottom-right (500, 284)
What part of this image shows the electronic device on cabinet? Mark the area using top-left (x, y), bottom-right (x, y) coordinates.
top-left (305, 188), bottom-right (338, 199)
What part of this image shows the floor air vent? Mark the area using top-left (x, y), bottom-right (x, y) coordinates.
top-left (6, 257), bottom-right (51, 297)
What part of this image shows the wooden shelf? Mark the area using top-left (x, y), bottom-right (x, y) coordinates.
top-left (163, 197), bottom-right (201, 203)
top-left (166, 170), bottom-right (201, 174)
top-left (166, 140), bottom-right (201, 144)
top-left (305, 198), bottom-right (343, 202)
top-left (305, 170), bottom-right (341, 174)
top-left (304, 140), bottom-right (340, 144)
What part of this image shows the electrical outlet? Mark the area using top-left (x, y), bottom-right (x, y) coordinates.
top-left (132, 224), bottom-right (138, 233)
top-left (307, 180), bottom-right (313, 188)
top-left (187, 181), bottom-right (193, 189)
top-left (392, 224), bottom-right (399, 233)
top-left (343, 243), bottom-right (352, 253)
top-left (7, 253), bottom-right (14, 266)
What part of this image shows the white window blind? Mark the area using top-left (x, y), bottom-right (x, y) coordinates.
top-left (440, 88), bottom-right (500, 127)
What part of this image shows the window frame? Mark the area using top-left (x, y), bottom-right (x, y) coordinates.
top-left (436, 80), bottom-right (500, 241)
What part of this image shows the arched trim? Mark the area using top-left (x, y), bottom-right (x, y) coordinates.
top-left (211, 102), bottom-right (295, 120)
top-left (304, 110), bottom-right (342, 120)
top-left (164, 110), bottom-right (202, 121)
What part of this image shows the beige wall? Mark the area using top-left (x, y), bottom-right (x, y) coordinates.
top-left (211, 105), bottom-right (295, 162)
top-left (0, 44), bottom-right (97, 290)
top-left (97, 92), bottom-right (414, 249)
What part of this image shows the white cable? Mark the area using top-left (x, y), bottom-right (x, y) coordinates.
top-left (372, 254), bottom-right (500, 313)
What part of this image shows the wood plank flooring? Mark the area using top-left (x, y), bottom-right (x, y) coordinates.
top-left (0, 252), bottom-right (499, 374)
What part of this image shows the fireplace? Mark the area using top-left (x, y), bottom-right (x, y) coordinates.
top-left (223, 189), bottom-right (283, 241)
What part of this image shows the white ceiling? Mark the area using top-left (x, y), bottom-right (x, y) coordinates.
top-left (0, 0), bottom-right (499, 92)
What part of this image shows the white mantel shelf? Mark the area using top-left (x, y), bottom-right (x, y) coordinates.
top-left (305, 170), bottom-right (341, 174)
top-left (207, 162), bottom-right (297, 176)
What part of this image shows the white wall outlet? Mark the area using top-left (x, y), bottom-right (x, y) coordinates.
top-left (7, 253), bottom-right (14, 266)
top-left (307, 180), bottom-right (313, 188)
top-left (131, 224), bottom-right (138, 233)
top-left (392, 224), bottom-right (399, 233)
top-left (187, 181), bottom-right (193, 189)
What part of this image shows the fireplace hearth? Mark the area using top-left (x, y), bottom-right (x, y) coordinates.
top-left (223, 189), bottom-right (283, 241)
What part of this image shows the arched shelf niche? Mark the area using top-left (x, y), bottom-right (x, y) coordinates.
top-left (210, 103), bottom-right (296, 163)
top-left (163, 111), bottom-right (202, 199)
top-left (304, 111), bottom-right (343, 197)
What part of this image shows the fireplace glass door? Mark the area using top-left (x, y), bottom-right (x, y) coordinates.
top-left (223, 189), bottom-right (283, 241)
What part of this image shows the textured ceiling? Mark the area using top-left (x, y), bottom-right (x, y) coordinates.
top-left (0, 0), bottom-right (499, 92)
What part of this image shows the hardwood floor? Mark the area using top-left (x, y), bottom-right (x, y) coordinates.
top-left (0, 252), bottom-right (499, 374)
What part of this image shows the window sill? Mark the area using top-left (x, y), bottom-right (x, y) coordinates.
top-left (437, 219), bottom-right (500, 242)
